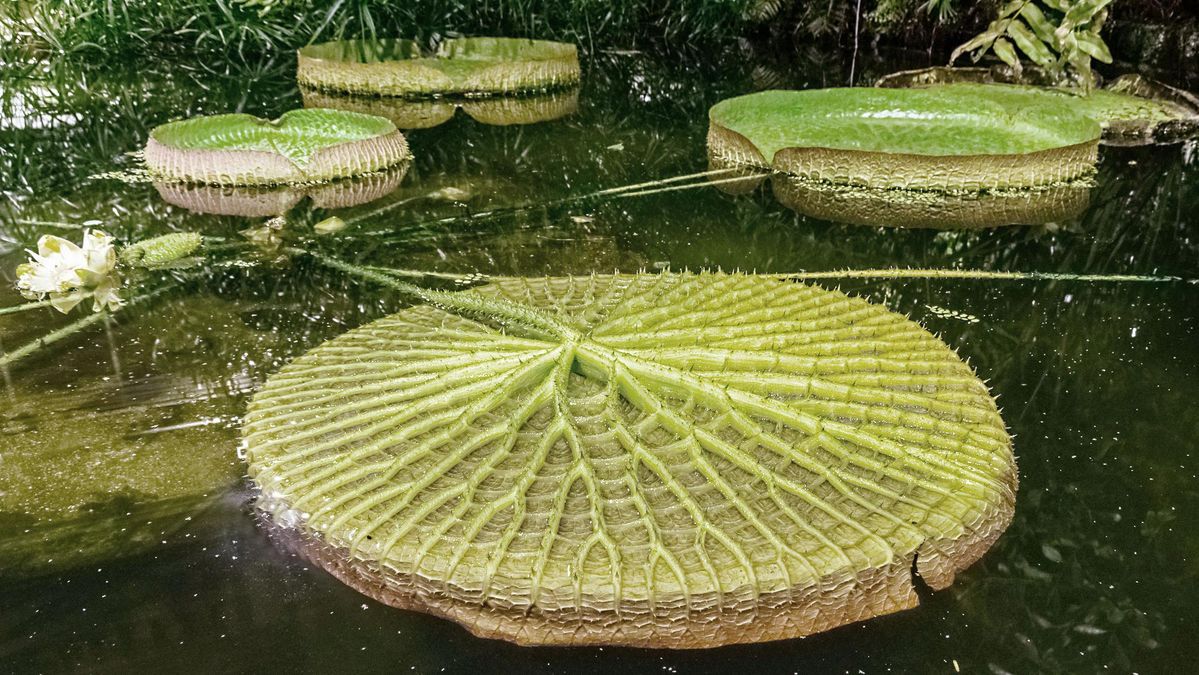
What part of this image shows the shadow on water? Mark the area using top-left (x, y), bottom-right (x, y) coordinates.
top-left (1, 40), bottom-right (1198, 674)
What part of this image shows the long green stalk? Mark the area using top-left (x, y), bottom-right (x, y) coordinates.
top-left (297, 249), bottom-right (578, 341)
top-left (360, 264), bottom-right (1187, 285)
top-left (0, 283), bottom-right (175, 370)
top-left (341, 168), bottom-right (743, 238)
top-left (0, 291), bottom-right (93, 316)
top-left (773, 269), bottom-right (1184, 283)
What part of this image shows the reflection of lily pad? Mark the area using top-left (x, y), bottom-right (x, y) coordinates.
top-left (773, 176), bottom-right (1092, 229)
top-left (297, 38), bottom-right (580, 97)
top-left (244, 273), bottom-right (1017, 648)
top-left (154, 164), bottom-right (409, 217)
top-left (708, 87), bottom-right (1100, 190)
top-left (301, 86), bottom-right (579, 129)
top-left (144, 109), bottom-right (411, 186)
top-left (876, 67), bottom-right (1199, 146)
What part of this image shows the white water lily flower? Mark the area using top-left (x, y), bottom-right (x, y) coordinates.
top-left (15, 229), bottom-right (123, 313)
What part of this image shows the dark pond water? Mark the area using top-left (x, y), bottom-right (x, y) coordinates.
top-left (1, 42), bottom-right (1197, 674)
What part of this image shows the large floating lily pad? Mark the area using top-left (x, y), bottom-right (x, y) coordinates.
top-left (708, 87), bottom-right (1101, 190)
top-left (243, 273), bottom-right (1017, 648)
top-left (297, 38), bottom-right (580, 98)
top-left (876, 67), bottom-right (1199, 146)
top-left (144, 109), bottom-right (411, 186)
top-left (301, 86), bottom-right (579, 129)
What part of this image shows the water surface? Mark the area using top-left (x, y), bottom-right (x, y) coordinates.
top-left (1, 44), bottom-right (1197, 673)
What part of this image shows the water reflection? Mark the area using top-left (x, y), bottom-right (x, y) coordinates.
top-left (2, 41), bottom-right (1198, 675)
top-left (302, 87), bottom-right (580, 129)
top-left (773, 177), bottom-right (1092, 229)
top-left (152, 164), bottom-right (410, 216)
top-left (705, 161), bottom-right (1092, 229)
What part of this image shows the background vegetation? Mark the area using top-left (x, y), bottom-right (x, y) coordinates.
top-left (3, 1), bottom-right (1196, 82)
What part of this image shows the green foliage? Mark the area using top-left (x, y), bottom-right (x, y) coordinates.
top-left (3, 0), bottom-right (757, 62)
top-left (951, 0), bottom-right (1115, 90)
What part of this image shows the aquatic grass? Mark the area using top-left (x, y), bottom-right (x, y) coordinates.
top-left (4, 0), bottom-right (762, 64)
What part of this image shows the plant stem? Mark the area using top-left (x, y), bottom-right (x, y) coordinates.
top-left (340, 168), bottom-right (742, 239)
top-left (0, 284), bottom-right (175, 370)
top-left (0, 291), bottom-right (93, 316)
top-left (773, 269), bottom-right (1184, 283)
top-left (361, 265), bottom-right (1186, 285)
top-left (296, 249), bottom-right (578, 341)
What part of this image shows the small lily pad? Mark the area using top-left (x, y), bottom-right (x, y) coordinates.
top-left (708, 86), bottom-right (1101, 190)
top-left (243, 272), bottom-right (1017, 648)
top-left (876, 67), bottom-right (1199, 146)
top-left (144, 109), bottom-right (412, 186)
top-left (297, 37), bottom-right (580, 98)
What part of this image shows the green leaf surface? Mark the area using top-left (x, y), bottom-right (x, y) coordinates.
top-left (708, 85), bottom-right (1099, 160)
top-left (243, 273), bottom-right (1017, 646)
top-left (149, 109), bottom-right (396, 167)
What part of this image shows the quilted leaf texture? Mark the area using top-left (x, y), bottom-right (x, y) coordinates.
top-left (243, 273), bottom-right (1017, 648)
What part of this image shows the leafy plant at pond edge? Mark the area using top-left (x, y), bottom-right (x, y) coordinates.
top-left (951, 0), bottom-right (1115, 90)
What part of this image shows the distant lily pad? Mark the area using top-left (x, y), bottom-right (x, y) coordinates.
top-left (708, 87), bottom-right (1101, 190)
top-left (243, 273), bottom-right (1017, 648)
top-left (144, 109), bottom-right (411, 186)
top-left (297, 38), bottom-right (580, 98)
top-left (876, 67), bottom-right (1199, 146)
top-left (301, 86), bottom-right (579, 129)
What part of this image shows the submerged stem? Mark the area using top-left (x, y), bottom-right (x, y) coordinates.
top-left (339, 168), bottom-right (741, 239)
top-left (0, 291), bottom-right (93, 316)
top-left (773, 269), bottom-right (1184, 283)
top-left (360, 265), bottom-right (1187, 285)
top-left (0, 284), bottom-right (175, 371)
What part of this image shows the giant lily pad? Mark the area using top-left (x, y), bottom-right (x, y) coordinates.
top-left (243, 273), bottom-right (1017, 648)
top-left (144, 109), bottom-right (411, 186)
top-left (876, 67), bottom-right (1199, 146)
top-left (708, 87), bottom-right (1101, 190)
top-left (297, 38), bottom-right (580, 98)
top-left (301, 86), bottom-right (579, 129)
